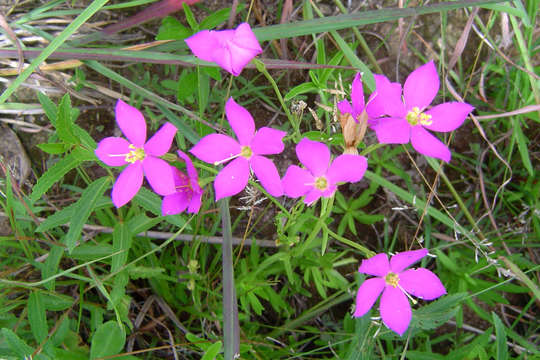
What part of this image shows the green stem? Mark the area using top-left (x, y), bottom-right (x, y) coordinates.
top-left (252, 58), bottom-right (298, 138)
top-left (324, 225), bottom-right (375, 257)
top-left (219, 198), bottom-right (239, 359)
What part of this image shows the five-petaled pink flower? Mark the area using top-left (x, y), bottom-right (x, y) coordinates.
top-left (370, 61), bottom-right (474, 162)
top-left (162, 150), bottom-right (203, 215)
top-left (95, 99), bottom-right (177, 208)
top-left (190, 97), bottom-right (285, 201)
top-left (354, 248), bottom-right (446, 336)
top-left (185, 22), bottom-right (262, 76)
top-left (282, 138), bottom-right (368, 205)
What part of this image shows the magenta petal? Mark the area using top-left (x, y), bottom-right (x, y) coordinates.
top-left (185, 30), bottom-right (220, 62)
top-left (424, 102), bottom-right (474, 132)
top-left (187, 192), bottom-right (202, 213)
top-left (303, 188), bottom-right (324, 205)
top-left (282, 165), bottom-right (313, 198)
top-left (212, 46), bottom-right (235, 75)
top-left (367, 74), bottom-right (405, 118)
top-left (327, 154), bottom-right (367, 185)
top-left (142, 157), bottom-right (176, 195)
top-left (162, 192), bottom-right (189, 215)
top-left (371, 117), bottom-right (411, 144)
top-left (354, 277), bottom-right (385, 317)
top-left (251, 127), bottom-right (286, 155)
top-left (351, 72), bottom-right (365, 115)
top-left (144, 122), bottom-right (177, 156)
top-left (232, 23), bottom-right (262, 54)
top-left (250, 155), bottom-right (283, 197)
top-left (410, 126), bottom-right (451, 162)
top-left (225, 97), bottom-right (255, 145)
top-left (404, 60), bottom-right (439, 110)
top-left (115, 99), bottom-right (146, 147)
top-left (112, 162), bottom-right (143, 208)
top-left (190, 134), bottom-right (241, 164)
top-left (380, 286), bottom-right (412, 336)
top-left (399, 268), bottom-right (447, 301)
top-left (390, 249), bottom-right (428, 273)
top-left (177, 150), bottom-right (202, 194)
top-left (296, 138), bottom-right (330, 176)
top-left (337, 99), bottom-right (353, 115)
top-left (214, 157), bottom-right (250, 200)
top-left (95, 137), bottom-right (130, 166)
top-left (359, 253), bottom-right (390, 277)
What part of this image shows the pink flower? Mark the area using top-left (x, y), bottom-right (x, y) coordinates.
top-left (185, 22), bottom-right (262, 76)
top-left (161, 150), bottom-right (203, 215)
top-left (354, 249), bottom-right (446, 336)
top-left (370, 61), bottom-right (474, 162)
top-left (282, 138), bottom-right (368, 205)
top-left (338, 72), bottom-right (402, 122)
top-left (190, 97), bottom-right (285, 201)
top-left (95, 99), bottom-right (177, 208)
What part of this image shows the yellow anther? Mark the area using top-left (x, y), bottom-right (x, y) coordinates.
top-left (125, 144), bottom-right (145, 163)
top-left (314, 176), bottom-right (328, 191)
top-left (406, 107), bottom-right (432, 126)
top-left (240, 145), bottom-right (253, 159)
top-left (385, 272), bottom-right (400, 288)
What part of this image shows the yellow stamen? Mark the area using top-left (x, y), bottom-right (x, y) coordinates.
top-left (125, 144), bottom-right (145, 163)
top-left (240, 145), bottom-right (253, 159)
top-left (385, 272), bottom-right (400, 288)
top-left (406, 107), bottom-right (432, 126)
top-left (314, 176), bottom-right (328, 191)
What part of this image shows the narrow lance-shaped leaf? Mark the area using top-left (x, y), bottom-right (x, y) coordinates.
top-left (65, 177), bottom-right (110, 253)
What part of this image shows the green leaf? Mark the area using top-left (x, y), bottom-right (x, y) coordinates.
top-left (182, 2), bottom-right (198, 31)
top-left (111, 223), bottom-right (132, 273)
top-left (128, 266), bottom-right (165, 280)
top-left (30, 147), bottom-right (92, 203)
top-left (42, 245), bottom-right (64, 291)
top-left (284, 82), bottom-right (318, 101)
top-left (511, 118), bottom-right (533, 176)
top-left (36, 142), bottom-right (69, 154)
top-left (156, 16), bottom-right (191, 41)
top-left (28, 291), bottom-right (48, 343)
top-left (65, 177), bottom-right (110, 253)
top-left (56, 93), bottom-right (79, 145)
top-left (132, 187), bottom-right (187, 228)
top-left (89, 321), bottom-right (126, 359)
top-left (36, 196), bottom-right (111, 232)
top-left (200, 7), bottom-right (230, 29)
top-left (0, 328), bottom-right (33, 357)
top-left (37, 91), bottom-right (58, 126)
top-left (492, 312), bottom-right (508, 360)
top-left (410, 293), bottom-right (468, 331)
top-left (177, 70), bottom-right (198, 102)
top-left (201, 341), bottom-right (223, 360)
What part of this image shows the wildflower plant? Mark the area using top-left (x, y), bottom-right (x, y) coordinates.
top-left (12, 2), bottom-right (531, 359)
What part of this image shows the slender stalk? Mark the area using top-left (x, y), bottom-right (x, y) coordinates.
top-left (219, 198), bottom-right (240, 359)
top-left (252, 58), bottom-right (299, 139)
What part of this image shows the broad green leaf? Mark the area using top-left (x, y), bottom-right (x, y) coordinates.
top-left (132, 187), bottom-right (188, 228)
top-left (182, 2), bottom-right (198, 31)
top-left (37, 91), bottom-right (58, 126)
top-left (36, 196), bottom-right (111, 232)
top-left (89, 321), bottom-right (126, 359)
top-left (56, 93), bottom-right (79, 145)
top-left (177, 70), bottom-right (198, 102)
top-left (201, 341), bottom-right (223, 360)
top-left (30, 147), bottom-right (94, 203)
top-left (28, 291), bottom-right (48, 343)
top-left (127, 266), bottom-right (165, 280)
top-left (492, 312), bottom-right (508, 360)
top-left (65, 177), bottom-right (110, 253)
top-left (127, 213), bottom-right (160, 234)
top-left (111, 223), bottom-right (132, 273)
top-left (200, 7), bottom-right (230, 29)
top-left (0, 328), bottom-right (33, 357)
top-left (410, 293), bottom-right (468, 330)
top-left (36, 143), bottom-right (69, 154)
top-left (156, 16), bottom-right (191, 41)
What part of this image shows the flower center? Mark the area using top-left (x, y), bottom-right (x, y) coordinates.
top-left (385, 272), bottom-right (400, 287)
top-left (314, 176), bottom-right (328, 191)
top-left (240, 145), bottom-right (253, 159)
top-left (125, 144), bottom-right (145, 163)
top-left (406, 107), bottom-right (432, 126)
